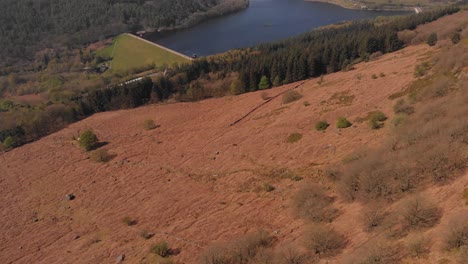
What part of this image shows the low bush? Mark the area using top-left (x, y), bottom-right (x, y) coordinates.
top-left (406, 235), bottom-right (431, 258)
top-left (303, 101), bottom-right (311, 107)
top-left (151, 241), bottom-right (170, 257)
top-left (261, 91), bottom-right (270, 100)
top-left (282, 90), bottom-right (303, 104)
top-left (315, 121), bottom-right (329, 131)
top-left (78, 130), bottom-right (99, 151)
top-left (89, 148), bottom-right (112, 163)
top-left (463, 188), bottom-right (468, 205)
top-left (414, 61), bottom-right (432, 77)
top-left (2, 136), bottom-right (15, 149)
top-left (287, 133), bottom-right (303, 143)
top-left (336, 117), bottom-right (352, 129)
top-left (303, 224), bottom-right (347, 257)
top-left (427, 32), bottom-right (438, 46)
top-left (143, 119), bottom-right (157, 130)
top-left (399, 196), bottom-right (441, 232)
top-left (444, 215), bottom-right (468, 250)
top-left (392, 113), bottom-right (407, 127)
top-left (200, 230), bottom-right (274, 264)
top-left (293, 184), bottom-right (338, 223)
top-left (393, 99), bottom-right (414, 115)
top-left (357, 240), bottom-right (404, 264)
top-left (363, 204), bottom-right (387, 232)
top-left (369, 111), bottom-right (387, 129)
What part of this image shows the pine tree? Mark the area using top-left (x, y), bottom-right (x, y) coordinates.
top-left (258, 75), bottom-right (270, 90)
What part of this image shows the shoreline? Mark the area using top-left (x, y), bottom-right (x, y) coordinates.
top-left (306, 0), bottom-right (417, 12)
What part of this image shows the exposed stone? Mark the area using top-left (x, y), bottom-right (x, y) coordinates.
top-left (116, 254), bottom-right (125, 262)
top-left (65, 194), bottom-right (76, 201)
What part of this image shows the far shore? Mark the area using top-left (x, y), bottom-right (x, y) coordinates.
top-left (306, 0), bottom-right (418, 12)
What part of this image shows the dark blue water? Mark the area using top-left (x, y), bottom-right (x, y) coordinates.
top-left (146, 0), bottom-right (410, 56)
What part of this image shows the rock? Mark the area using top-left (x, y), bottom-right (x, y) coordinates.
top-left (65, 194), bottom-right (75, 201)
top-left (32, 218), bottom-right (38, 223)
top-left (116, 254), bottom-right (125, 262)
top-left (73, 235), bottom-right (80, 240)
top-left (144, 232), bottom-right (155, 239)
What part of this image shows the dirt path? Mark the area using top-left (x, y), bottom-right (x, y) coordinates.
top-left (229, 80), bottom-right (307, 127)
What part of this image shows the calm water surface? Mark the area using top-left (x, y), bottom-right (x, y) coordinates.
top-left (146, 0), bottom-right (410, 56)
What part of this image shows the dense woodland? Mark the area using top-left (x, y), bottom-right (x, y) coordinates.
top-left (0, 4), bottom-right (462, 150)
top-left (0, 0), bottom-right (249, 68)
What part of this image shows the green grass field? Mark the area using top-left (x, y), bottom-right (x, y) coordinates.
top-left (98, 34), bottom-right (191, 73)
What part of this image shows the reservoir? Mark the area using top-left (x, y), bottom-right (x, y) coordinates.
top-left (146, 0), bottom-right (410, 56)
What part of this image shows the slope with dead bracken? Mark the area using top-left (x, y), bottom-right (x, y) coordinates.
top-left (0, 38), bottom-right (466, 264)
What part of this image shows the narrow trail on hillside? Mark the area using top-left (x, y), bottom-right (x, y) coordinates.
top-left (229, 80), bottom-right (307, 127)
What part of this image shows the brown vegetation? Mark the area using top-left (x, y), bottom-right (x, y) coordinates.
top-left (293, 184), bottom-right (338, 223)
top-left (282, 90), bottom-right (303, 104)
top-left (303, 224), bottom-right (347, 257)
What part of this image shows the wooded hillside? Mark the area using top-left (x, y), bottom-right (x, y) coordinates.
top-left (0, 0), bottom-right (249, 67)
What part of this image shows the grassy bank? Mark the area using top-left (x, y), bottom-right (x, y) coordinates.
top-left (98, 34), bottom-right (191, 73)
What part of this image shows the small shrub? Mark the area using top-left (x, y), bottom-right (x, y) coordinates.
top-left (282, 90), bottom-right (303, 104)
top-left (261, 91), bottom-right (270, 100)
top-left (78, 130), bottom-right (99, 151)
top-left (393, 99), bottom-right (414, 115)
top-left (369, 111), bottom-right (387, 129)
top-left (451, 32), bottom-right (461, 44)
top-left (315, 121), bottom-right (330, 131)
top-left (363, 204), bottom-right (387, 232)
top-left (89, 148), bottom-right (112, 163)
top-left (143, 119), bottom-right (157, 130)
top-left (406, 235), bottom-right (431, 258)
top-left (3, 136), bottom-right (15, 149)
top-left (262, 183), bottom-right (275, 192)
top-left (303, 225), bottom-right (347, 257)
top-left (336, 117), bottom-right (352, 129)
top-left (444, 215), bottom-right (468, 250)
top-left (303, 101), bottom-right (311, 107)
top-left (400, 196), bottom-right (441, 231)
top-left (414, 61), bottom-right (432, 77)
top-left (358, 240), bottom-right (404, 264)
top-left (317, 75), bottom-right (324, 85)
top-left (122, 216), bottom-right (137, 226)
top-left (392, 114), bottom-right (407, 127)
top-left (200, 230), bottom-right (274, 264)
top-left (463, 188), bottom-right (468, 205)
top-left (293, 184), bottom-right (338, 223)
top-left (151, 241), bottom-right (170, 257)
top-left (371, 74), bottom-right (378, 79)
top-left (379, 72), bottom-right (386, 77)
top-left (427, 32), bottom-right (438, 46)
top-left (458, 246), bottom-right (468, 264)
top-left (287, 133), bottom-right (303, 143)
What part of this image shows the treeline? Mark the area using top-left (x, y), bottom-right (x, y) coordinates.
top-left (0, 0), bottom-right (249, 68)
top-left (0, 78), bottom-right (154, 149)
top-left (168, 6), bottom-right (460, 97)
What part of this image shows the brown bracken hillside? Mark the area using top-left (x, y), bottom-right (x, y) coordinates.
top-left (1, 12), bottom-right (467, 264)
